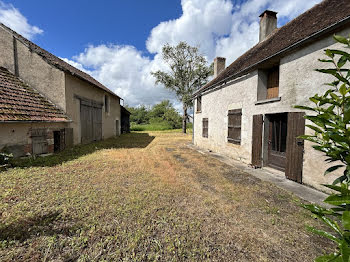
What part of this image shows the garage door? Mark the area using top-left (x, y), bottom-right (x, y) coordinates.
top-left (80, 99), bottom-right (102, 144)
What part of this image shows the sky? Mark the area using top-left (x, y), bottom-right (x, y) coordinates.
top-left (0, 0), bottom-right (321, 110)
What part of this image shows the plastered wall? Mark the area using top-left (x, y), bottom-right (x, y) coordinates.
top-left (65, 74), bottom-right (121, 145)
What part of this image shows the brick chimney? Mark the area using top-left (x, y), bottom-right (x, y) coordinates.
top-left (259, 10), bottom-right (277, 42)
top-left (214, 57), bottom-right (226, 78)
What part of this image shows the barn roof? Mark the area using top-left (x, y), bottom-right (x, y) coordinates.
top-left (195, 0), bottom-right (350, 96)
top-left (0, 23), bottom-right (120, 99)
top-left (0, 67), bottom-right (70, 122)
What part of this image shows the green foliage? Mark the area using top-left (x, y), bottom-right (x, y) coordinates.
top-left (0, 152), bottom-right (12, 166)
top-left (151, 42), bottom-right (213, 133)
top-left (126, 105), bottom-right (150, 124)
top-left (296, 34), bottom-right (350, 261)
top-left (126, 100), bottom-right (183, 131)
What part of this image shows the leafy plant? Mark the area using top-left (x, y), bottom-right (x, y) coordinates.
top-left (0, 152), bottom-right (13, 167)
top-left (151, 42), bottom-right (213, 133)
top-left (295, 34), bottom-right (350, 261)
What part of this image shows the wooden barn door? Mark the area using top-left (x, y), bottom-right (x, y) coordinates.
top-left (251, 114), bottom-right (263, 168)
top-left (285, 112), bottom-right (305, 183)
top-left (80, 99), bottom-right (102, 144)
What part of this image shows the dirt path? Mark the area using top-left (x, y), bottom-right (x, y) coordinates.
top-left (0, 131), bottom-right (333, 261)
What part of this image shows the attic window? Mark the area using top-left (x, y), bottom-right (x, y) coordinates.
top-left (196, 96), bottom-right (202, 112)
top-left (257, 65), bottom-right (280, 102)
top-left (104, 95), bottom-right (110, 113)
top-left (266, 66), bottom-right (279, 99)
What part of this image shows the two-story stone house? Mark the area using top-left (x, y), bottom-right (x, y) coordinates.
top-left (193, 0), bottom-right (350, 191)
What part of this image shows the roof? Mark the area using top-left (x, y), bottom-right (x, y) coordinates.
top-left (0, 67), bottom-right (70, 122)
top-left (121, 105), bottom-right (131, 115)
top-left (0, 23), bottom-right (120, 99)
top-left (196, 0), bottom-right (350, 96)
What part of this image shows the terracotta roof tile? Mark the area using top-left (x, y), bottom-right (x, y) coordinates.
top-left (0, 67), bottom-right (70, 122)
top-left (196, 0), bottom-right (350, 95)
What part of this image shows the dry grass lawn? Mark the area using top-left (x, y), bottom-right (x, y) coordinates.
top-left (0, 131), bottom-right (334, 261)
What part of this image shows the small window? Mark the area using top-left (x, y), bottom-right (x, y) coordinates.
top-left (104, 95), bottom-right (110, 113)
top-left (196, 96), bottom-right (202, 112)
top-left (266, 66), bottom-right (279, 99)
top-left (202, 118), bottom-right (208, 138)
top-left (227, 109), bottom-right (242, 144)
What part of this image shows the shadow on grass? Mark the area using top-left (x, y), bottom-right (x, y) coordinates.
top-left (10, 132), bottom-right (155, 168)
top-left (0, 211), bottom-right (79, 242)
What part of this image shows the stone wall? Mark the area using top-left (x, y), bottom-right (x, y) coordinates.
top-left (0, 122), bottom-right (68, 157)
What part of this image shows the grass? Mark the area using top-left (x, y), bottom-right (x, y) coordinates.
top-left (0, 131), bottom-right (334, 261)
top-left (131, 122), bottom-right (193, 131)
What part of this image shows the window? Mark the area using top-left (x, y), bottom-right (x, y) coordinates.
top-left (104, 95), bottom-right (110, 113)
top-left (266, 66), bottom-right (279, 99)
top-left (202, 118), bottom-right (208, 138)
top-left (227, 109), bottom-right (242, 144)
top-left (257, 65), bottom-right (280, 102)
top-left (196, 96), bottom-right (202, 112)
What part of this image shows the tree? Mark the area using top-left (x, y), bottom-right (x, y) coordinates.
top-left (126, 105), bottom-right (149, 124)
top-left (296, 35), bottom-right (350, 261)
top-left (151, 42), bottom-right (213, 133)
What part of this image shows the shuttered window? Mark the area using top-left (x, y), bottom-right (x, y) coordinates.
top-left (197, 96), bottom-right (202, 112)
top-left (104, 95), bottom-right (110, 113)
top-left (266, 66), bottom-right (279, 99)
top-left (202, 118), bottom-right (208, 138)
top-left (228, 109), bottom-right (242, 144)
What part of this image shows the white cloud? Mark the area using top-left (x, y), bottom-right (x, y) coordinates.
top-left (73, 45), bottom-right (176, 107)
top-left (0, 1), bottom-right (43, 40)
top-left (64, 0), bottom-right (322, 108)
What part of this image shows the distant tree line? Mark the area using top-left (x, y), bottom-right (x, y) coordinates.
top-left (125, 100), bottom-right (183, 129)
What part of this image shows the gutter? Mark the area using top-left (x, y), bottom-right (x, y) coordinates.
top-left (194, 15), bottom-right (350, 98)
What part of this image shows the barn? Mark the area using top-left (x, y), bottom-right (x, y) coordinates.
top-left (0, 23), bottom-right (123, 157)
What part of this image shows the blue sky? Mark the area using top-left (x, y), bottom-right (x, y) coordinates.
top-left (0, 0), bottom-right (321, 108)
top-left (7, 1), bottom-right (182, 58)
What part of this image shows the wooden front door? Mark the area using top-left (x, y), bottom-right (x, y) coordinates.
top-left (267, 113), bottom-right (288, 171)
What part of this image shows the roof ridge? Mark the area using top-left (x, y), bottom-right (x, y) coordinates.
top-left (196, 0), bottom-right (350, 95)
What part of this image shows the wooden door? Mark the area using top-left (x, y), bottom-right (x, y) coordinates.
top-left (285, 112), bottom-right (305, 183)
top-left (267, 113), bottom-right (288, 171)
top-left (251, 114), bottom-right (263, 168)
top-left (92, 107), bottom-right (102, 141)
top-left (80, 100), bottom-right (102, 144)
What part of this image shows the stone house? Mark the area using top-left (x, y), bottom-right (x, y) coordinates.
top-left (192, 0), bottom-right (350, 191)
top-left (0, 23), bottom-right (123, 157)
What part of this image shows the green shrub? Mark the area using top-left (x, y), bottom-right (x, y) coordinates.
top-left (296, 34), bottom-right (350, 262)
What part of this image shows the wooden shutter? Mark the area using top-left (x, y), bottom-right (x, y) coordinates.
top-left (267, 67), bottom-right (279, 99)
top-left (228, 109), bottom-right (242, 144)
top-left (202, 118), bottom-right (208, 138)
top-left (251, 114), bottom-right (263, 168)
top-left (197, 96), bottom-right (202, 112)
top-left (285, 112), bottom-right (305, 183)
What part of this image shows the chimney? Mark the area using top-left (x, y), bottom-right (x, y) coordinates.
top-left (259, 10), bottom-right (277, 42)
top-left (214, 57), bottom-right (226, 77)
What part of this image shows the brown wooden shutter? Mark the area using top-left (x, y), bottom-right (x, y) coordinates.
top-left (267, 66), bottom-right (279, 99)
top-left (197, 96), bottom-right (202, 112)
top-left (228, 109), bottom-right (242, 144)
top-left (202, 118), bottom-right (208, 138)
top-left (285, 112), bottom-right (305, 183)
top-left (251, 114), bottom-right (263, 168)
